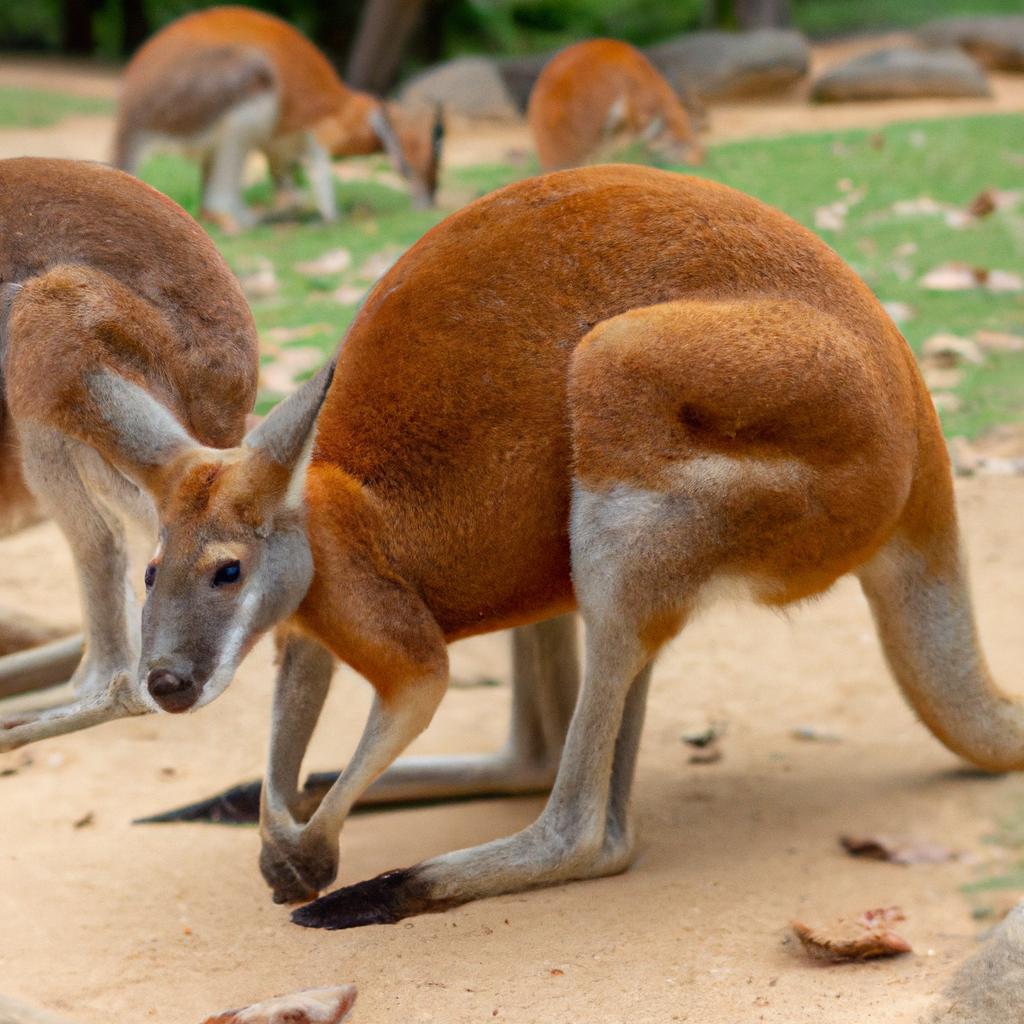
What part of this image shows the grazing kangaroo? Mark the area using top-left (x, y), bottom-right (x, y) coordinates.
top-left (7, 165), bottom-right (1019, 932)
top-left (114, 5), bottom-right (444, 230)
top-left (0, 156), bottom-right (258, 734)
top-left (528, 39), bottom-right (703, 171)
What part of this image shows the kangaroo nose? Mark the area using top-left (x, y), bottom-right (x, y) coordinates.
top-left (147, 669), bottom-right (200, 714)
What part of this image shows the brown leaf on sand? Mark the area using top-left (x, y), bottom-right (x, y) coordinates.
top-left (294, 249), bottom-right (352, 276)
top-left (919, 263), bottom-right (1023, 293)
top-left (840, 834), bottom-right (972, 865)
top-left (792, 907), bottom-right (911, 962)
top-left (974, 330), bottom-right (1024, 354)
top-left (202, 985), bottom-right (356, 1024)
top-left (260, 346), bottom-right (326, 396)
top-left (968, 188), bottom-right (998, 218)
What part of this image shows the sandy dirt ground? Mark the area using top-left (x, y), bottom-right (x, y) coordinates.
top-left (2, 38), bottom-right (1024, 1024)
top-left (2, 479), bottom-right (1023, 1024)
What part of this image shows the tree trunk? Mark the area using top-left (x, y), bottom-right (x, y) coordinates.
top-left (121, 0), bottom-right (150, 56)
top-left (60, 0), bottom-right (98, 55)
top-left (347, 0), bottom-right (427, 93)
top-left (734, 0), bottom-right (791, 29)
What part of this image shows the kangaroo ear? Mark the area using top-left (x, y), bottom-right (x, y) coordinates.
top-left (244, 358), bottom-right (335, 472)
top-left (84, 371), bottom-right (200, 496)
top-left (368, 104), bottom-right (412, 179)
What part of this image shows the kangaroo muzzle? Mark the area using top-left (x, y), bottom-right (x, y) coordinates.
top-left (147, 668), bottom-right (201, 713)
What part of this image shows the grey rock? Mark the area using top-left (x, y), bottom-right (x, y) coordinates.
top-left (813, 47), bottom-right (990, 102)
top-left (647, 29), bottom-right (810, 100)
top-left (399, 56), bottom-right (520, 120)
top-left (925, 901), bottom-right (1024, 1023)
top-left (919, 16), bottom-right (1024, 72)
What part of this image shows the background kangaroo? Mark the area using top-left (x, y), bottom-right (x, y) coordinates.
top-left (528, 39), bottom-right (704, 171)
top-left (114, 5), bottom-right (444, 230)
top-left (5, 164), bottom-right (1018, 932)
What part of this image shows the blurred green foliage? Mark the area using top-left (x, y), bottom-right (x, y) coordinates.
top-left (1, 0), bottom-right (1022, 63)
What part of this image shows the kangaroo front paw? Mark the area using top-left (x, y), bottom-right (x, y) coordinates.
top-left (259, 834), bottom-right (339, 905)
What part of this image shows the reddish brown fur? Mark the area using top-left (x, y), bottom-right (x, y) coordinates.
top-left (265, 166), bottom-right (949, 707)
top-left (0, 157), bottom-right (258, 496)
top-left (528, 39), bottom-right (703, 171)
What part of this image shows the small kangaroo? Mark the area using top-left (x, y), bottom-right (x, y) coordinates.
top-left (0, 157), bottom-right (258, 733)
top-left (528, 39), bottom-right (704, 171)
top-left (114, 5), bottom-right (444, 230)
top-left (5, 165), bottom-right (1019, 932)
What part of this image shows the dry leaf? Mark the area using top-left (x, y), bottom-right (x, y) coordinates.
top-left (974, 330), bottom-right (1024, 353)
top-left (792, 907), bottom-right (911, 962)
top-left (332, 285), bottom-right (366, 306)
top-left (840, 834), bottom-right (971, 865)
top-left (237, 259), bottom-right (278, 300)
top-left (202, 985), bottom-right (356, 1024)
top-left (920, 365), bottom-right (964, 391)
top-left (921, 334), bottom-right (986, 367)
top-left (264, 323), bottom-right (334, 346)
top-left (260, 347), bottom-right (326, 396)
top-left (294, 249), bottom-right (353, 276)
top-left (931, 392), bottom-right (963, 414)
top-left (919, 262), bottom-right (982, 291)
top-left (881, 300), bottom-right (914, 324)
top-left (357, 248), bottom-right (403, 282)
top-left (73, 811), bottom-right (95, 830)
top-left (968, 188), bottom-right (998, 218)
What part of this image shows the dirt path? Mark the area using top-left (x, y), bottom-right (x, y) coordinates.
top-left (2, 477), bottom-right (1023, 1023)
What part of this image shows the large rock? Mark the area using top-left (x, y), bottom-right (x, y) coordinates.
top-left (919, 16), bottom-right (1024, 72)
top-left (812, 47), bottom-right (990, 102)
top-left (646, 29), bottom-right (809, 100)
top-left (399, 56), bottom-right (520, 120)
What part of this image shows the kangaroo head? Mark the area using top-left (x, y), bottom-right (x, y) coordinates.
top-left (368, 101), bottom-right (444, 209)
top-left (85, 361), bottom-right (334, 713)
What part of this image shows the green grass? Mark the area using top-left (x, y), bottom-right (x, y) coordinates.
top-left (791, 0), bottom-right (1024, 38)
top-left (0, 86), bottom-right (111, 128)
top-left (139, 112), bottom-right (1024, 437)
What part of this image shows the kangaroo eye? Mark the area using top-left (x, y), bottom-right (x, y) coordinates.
top-left (144, 563), bottom-right (157, 590)
top-left (212, 560), bottom-right (242, 588)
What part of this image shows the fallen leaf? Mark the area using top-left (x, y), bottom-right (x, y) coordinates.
top-left (792, 907), bottom-right (911, 962)
top-left (294, 249), bottom-right (353, 276)
top-left (974, 330), bottom-right (1024, 353)
top-left (357, 248), bottom-right (403, 282)
top-left (921, 334), bottom-right (986, 367)
top-left (264, 323), bottom-right (334, 346)
top-left (968, 188), bottom-right (998, 218)
top-left (881, 300), bottom-right (914, 324)
top-left (985, 269), bottom-right (1024, 293)
top-left (202, 985), bottom-right (357, 1024)
top-left (921, 365), bottom-right (964, 391)
top-left (332, 285), bottom-right (366, 306)
top-left (73, 810), bottom-right (95, 829)
top-left (236, 258), bottom-right (278, 300)
top-left (840, 834), bottom-right (972, 865)
top-left (919, 262), bottom-right (982, 291)
top-left (931, 392), bottom-right (963, 414)
top-left (260, 346), bottom-right (326, 396)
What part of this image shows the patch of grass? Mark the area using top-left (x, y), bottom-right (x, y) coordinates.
top-left (792, 0), bottom-right (1024, 38)
top-left (139, 114), bottom-right (1024, 437)
top-left (0, 86), bottom-right (111, 128)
